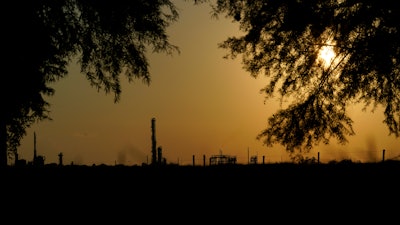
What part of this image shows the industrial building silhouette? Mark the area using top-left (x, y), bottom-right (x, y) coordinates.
top-left (12, 118), bottom-right (397, 167)
top-left (150, 117), bottom-right (167, 166)
top-left (11, 118), bottom-right (239, 167)
top-left (14, 132), bottom-right (63, 167)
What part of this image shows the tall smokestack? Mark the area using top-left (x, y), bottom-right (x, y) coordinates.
top-left (157, 146), bottom-right (162, 165)
top-left (151, 118), bottom-right (157, 165)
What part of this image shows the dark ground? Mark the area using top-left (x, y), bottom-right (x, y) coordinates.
top-left (2, 161), bottom-right (399, 223)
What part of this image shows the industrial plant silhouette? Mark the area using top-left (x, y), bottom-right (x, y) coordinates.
top-left (13, 117), bottom-right (248, 167)
top-left (3, 117), bottom-right (399, 221)
top-left (5, 117), bottom-right (399, 193)
top-left (10, 117), bottom-right (400, 168)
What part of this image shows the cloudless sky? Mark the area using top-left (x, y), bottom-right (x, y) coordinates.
top-left (17, 0), bottom-right (399, 166)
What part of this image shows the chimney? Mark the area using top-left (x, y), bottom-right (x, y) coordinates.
top-left (151, 118), bottom-right (157, 165)
top-left (157, 146), bottom-right (162, 165)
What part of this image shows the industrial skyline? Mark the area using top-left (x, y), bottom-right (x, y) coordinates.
top-left (16, 0), bottom-right (400, 166)
top-left (12, 117), bottom-right (399, 167)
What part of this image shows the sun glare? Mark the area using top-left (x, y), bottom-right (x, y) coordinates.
top-left (318, 44), bottom-right (336, 68)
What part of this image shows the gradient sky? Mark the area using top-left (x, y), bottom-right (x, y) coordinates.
top-left (17, 1), bottom-right (399, 166)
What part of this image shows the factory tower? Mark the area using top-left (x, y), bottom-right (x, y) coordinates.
top-left (151, 118), bottom-right (157, 165)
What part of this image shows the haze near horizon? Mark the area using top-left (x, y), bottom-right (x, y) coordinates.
top-left (17, 0), bottom-right (399, 166)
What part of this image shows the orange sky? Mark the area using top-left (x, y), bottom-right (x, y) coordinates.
top-left (17, 1), bottom-right (399, 166)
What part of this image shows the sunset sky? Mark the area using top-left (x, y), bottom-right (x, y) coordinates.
top-left (17, 0), bottom-right (399, 166)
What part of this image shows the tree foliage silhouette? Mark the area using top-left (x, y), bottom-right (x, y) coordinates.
top-left (1, 0), bottom-right (179, 167)
top-left (210, 0), bottom-right (400, 155)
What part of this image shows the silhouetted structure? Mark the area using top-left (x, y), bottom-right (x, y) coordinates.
top-left (58, 152), bottom-right (63, 166)
top-left (151, 118), bottom-right (157, 165)
top-left (32, 132), bottom-right (45, 167)
top-left (157, 146), bottom-right (163, 164)
top-left (150, 118), bottom-right (167, 166)
top-left (250, 155), bottom-right (258, 164)
top-left (14, 152), bottom-right (26, 166)
top-left (209, 152), bottom-right (237, 165)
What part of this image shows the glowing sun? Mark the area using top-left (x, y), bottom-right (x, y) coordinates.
top-left (318, 44), bottom-right (336, 68)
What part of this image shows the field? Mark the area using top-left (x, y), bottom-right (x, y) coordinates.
top-left (2, 161), bottom-right (399, 222)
